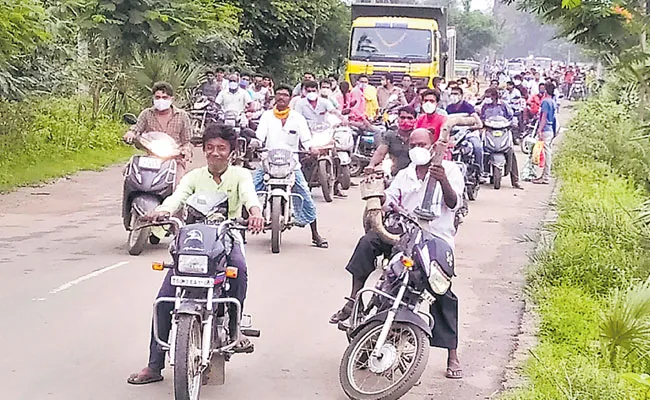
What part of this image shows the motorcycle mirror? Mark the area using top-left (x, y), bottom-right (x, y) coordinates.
top-left (123, 113), bottom-right (138, 125)
top-left (341, 108), bottom-right (351, 115)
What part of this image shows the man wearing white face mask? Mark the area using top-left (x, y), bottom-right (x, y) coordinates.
top-left (124, 81), bottom-right (192, 177)
top-left (215, 74), bottom-right (253, 114)
top-left (330, 128), bottom-right (466, 379)
top-left (294, 80), bottom-right (343, 125)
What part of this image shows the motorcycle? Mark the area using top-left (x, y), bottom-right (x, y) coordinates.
top-left (222, 110), bottom-right (250, 167)
top-left (302, 120), bottom-right (337, 203)
top-left (334, 124), bottom-right (355, 191)
top-left (189, 97), bottom-right (222, 146)
top-left (122, 113), bottom-right (181, 256)
top-left (520, 117), bottom-right (539, 155)
top-left (257, 148), bottom-right (303, 254)
top-left (338, 176), bottom-right (454, 400)
top-left (451, 126), bottom-right (481, 201)
top-left (483, 116), bottom-right (514, 190)
top-left (142, 192), bottom-right (260, 400)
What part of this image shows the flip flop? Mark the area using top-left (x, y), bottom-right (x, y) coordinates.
top-left (312, 238), bottom-right (329, 249)
top-left (127, 372), bottom-right (164, 385)
top-left (445, 368), bottom-right (463, 380)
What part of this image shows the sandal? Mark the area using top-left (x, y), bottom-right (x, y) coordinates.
top-left (445, 368), bottom-right (463, 379)
top-left (233, 337), bottom-right (254, 354)
top-left (127, 368), bottom-right (164, 385)
top-left (312, 237), bottom-right (329, 248)
top-left (329, 300), bottom-right (354, 324)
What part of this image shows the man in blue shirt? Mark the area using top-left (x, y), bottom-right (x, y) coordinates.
top-left (447, 86), bottom-right (485, 179)
top-left (533, 82), bottom-right (556, 184)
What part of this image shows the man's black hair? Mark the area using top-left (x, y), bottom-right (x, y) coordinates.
top-left (152, 81), bottom-right (174, 96)
top-left (421, 88), bottom-right (440, 102)
top-left (303, 80), bottom-right (319, 90)
top-left (202, 123), bottom-right (237, 152)
top-left (275, 85), bottom-right (292, 95)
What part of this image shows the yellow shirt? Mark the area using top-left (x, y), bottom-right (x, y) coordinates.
top-left (364, 85), bottom-right (379, 120)
top-left (158, 166), bottom-right (261, 219)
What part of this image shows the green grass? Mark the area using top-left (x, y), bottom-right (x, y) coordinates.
top-left (0, 145), bottom-right (135, 192)
top-left (499, 99), bottom-right (650, 399)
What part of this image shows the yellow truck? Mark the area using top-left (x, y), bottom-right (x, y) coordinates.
top-left (345, 2), bottom-right (453, 88)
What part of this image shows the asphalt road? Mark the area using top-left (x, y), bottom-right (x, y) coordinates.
top-left (0, 122), bottom-right (562, 399)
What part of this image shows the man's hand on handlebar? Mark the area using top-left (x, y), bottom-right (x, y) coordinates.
top-left (142, 210), bottom-right (171, 223)
top-left (247, 207), bottom-right (264, 234)
top-left (123, 131), bottom-right (136, 144)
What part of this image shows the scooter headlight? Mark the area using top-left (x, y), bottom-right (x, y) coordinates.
top-left (428, 261), bottom-right (451, 295)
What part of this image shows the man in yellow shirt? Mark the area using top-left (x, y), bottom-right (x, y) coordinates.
top-left (127, 124), bottom-right (264, 386)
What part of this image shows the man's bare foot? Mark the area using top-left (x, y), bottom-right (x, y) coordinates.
top-left (127, 367), bottom-right (163, 385)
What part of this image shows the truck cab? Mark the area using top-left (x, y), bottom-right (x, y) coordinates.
top-left (345, 2), bottom-right (450, 88)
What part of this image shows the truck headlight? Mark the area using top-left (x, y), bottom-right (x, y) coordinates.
top-left (178, 255), bottom-right (208, 274)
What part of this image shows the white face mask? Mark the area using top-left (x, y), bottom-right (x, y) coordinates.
top-left (320, 88), bottom-right (332, 97)
top-left (409, 146), bottom-right (432, 166)
top-left (153, 98), bottom-right (172, 111)
top-left (449, 94), bottom-right (461, 104)
top-left (439, 83), bottom-right (447, 91)
top-left (514, 80), bottom-right (522, 85)
top-left (306, 92), bottom-right (319, 101)
top-left (421, 102), bottom-right (436, 114)
top-left (228, 81), bottom-right (239, 91)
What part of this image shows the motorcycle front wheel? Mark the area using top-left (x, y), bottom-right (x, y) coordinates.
top-left (174, 315), bottom-right (203, 400)
top-left (339, 164), bottom-right (352, 190)
top-left (493, 165), bottom-right (502, 190)
top-left (339, 321), bottom-right (429, 400)
top-left (270, 196), bottom-right (282, 254)
top-left (319, 160), bottom-right (334, 203)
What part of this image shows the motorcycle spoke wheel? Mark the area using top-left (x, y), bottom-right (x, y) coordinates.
top-left (174, 315), bottom-right (203, 400)
top-left (340, 321), bottom-right (429, 400)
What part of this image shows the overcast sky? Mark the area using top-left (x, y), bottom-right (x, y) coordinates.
top-left (471, 0), bottom-right (493, 11)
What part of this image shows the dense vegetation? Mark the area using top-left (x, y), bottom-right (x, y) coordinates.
top-left (499, 0), bottom-right (650, 398)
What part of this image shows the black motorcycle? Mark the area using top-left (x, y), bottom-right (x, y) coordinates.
top-left (451, 127), bottom-right (481, 201)
top-left (141, 192), bottom-right (260, 400)
top-left (338, 176), bottom-right (455, 400)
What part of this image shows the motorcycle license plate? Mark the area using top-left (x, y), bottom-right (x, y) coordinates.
top-left (138, 157), bottom-right (162, 170)
top-left (268, 178), bottom-right (293, 185)
top-left (171, 276), bottom-right (214, 288)
top-left (492, 131), bottom-right (504, 137)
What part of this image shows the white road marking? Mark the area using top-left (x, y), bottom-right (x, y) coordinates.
top-left (48, 261), bottom-right (130, 295)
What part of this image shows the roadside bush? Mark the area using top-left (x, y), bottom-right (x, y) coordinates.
top-left (0, 96), bottom-right (131, 191)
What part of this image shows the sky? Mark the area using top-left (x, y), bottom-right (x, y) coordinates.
top-left (471, 0), bottom-right (494, 11)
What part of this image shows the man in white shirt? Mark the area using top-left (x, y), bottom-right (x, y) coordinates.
top-left (216, 74), bottom-right (253, 114)
top-left (329, 128), bottom-right (465, 379)
top-left (254, 85), bottom-right (328, 248)
top-left (294, 80), bottom-right (344, 125)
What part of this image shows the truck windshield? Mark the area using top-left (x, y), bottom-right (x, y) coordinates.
top-left (350, 27), bottom-right (432, 62)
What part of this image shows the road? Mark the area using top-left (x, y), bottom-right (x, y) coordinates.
top-left (0, 123), bottom-right (561, 399)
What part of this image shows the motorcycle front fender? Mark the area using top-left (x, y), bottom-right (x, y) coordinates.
top-left (490, 153), bottom-right (507, 168)
top-left (349, 308), bottom-right (433, 340)
top-left (337, 151), bottom-right (352, 166)
top-left (269, 188), bottom-right (289, 201)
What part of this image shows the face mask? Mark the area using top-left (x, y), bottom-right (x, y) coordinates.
top-left (398, 119), bottom-right (416, 131)
top-left (539, 89), bottom-right (546, 95)
top-left (439, 83), bottom-right (447, 91)
top-left (359, 83), bottom-right (367, 90)
top-left (483, 98), bottom-right (493, 105)
top-left (306, 92), bottom-right (319, 101)
top-left (421, 102), bottom-right (436, 114)
top-left (409, 146), bottom-right (432, 166)
top-left (228, 81), bottom-right (239, 91)
top-left (320, 88), bottom-right (332, 97)
top-left (514, 80), bottom-right (522, 85)
top-left (153, 98), bottom-right (172, 111)
top-left (449, 95), bottom-right (461, 104)
top-left (239, 81), bottom-right (249, 89)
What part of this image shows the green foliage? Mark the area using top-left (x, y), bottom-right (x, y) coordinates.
top-left (0, 0), bottom-right (49, 64)
top-left (450, 9), bottom-right (500, 60)
top-left (0, 97), bottom-right (132, 191)
top-left (600, 278), bottom-right (650, 371)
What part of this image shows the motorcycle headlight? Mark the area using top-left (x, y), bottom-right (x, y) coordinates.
top-left (428, 261), bottom-right (451, 295)
top-left (178, 255), bottom-right (208, 274)
top-left (268, 164), bottom-right (292, 178)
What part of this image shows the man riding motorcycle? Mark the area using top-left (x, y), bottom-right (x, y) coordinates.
top-left (215, 74), bottom-right (254, 114)
top-left (254, 85), bottom-right (329, 248)
top-left (480, 88), bottom-right (523, 190)
top-left (446, 86), bottom-right (485, 181)
top-left (126, 124), bottom-right (265, 386)
top-left (364, 106), bottom-right (416, 177)
top-left (123, 81), bottom-right (193, 178)
top-left (329, 128), bottom-right (466, 379)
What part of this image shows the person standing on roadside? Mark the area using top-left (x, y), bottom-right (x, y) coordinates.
top-left (124, 82), bottom-right (193, 178)
top-left (533, 82), bottom-right (556, 185)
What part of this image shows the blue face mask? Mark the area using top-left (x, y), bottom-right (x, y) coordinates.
top-left (240, 81), bottom-right (249, 89)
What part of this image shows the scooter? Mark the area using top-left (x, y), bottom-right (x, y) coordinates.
top-left (483, 116), bottom-right (514, 190)
top-left (121, 113), bottom-right (182, 255)
top-left (334, 124), bottom-right (354, 190)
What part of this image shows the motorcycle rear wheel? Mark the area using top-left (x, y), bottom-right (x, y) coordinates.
top-left (270, 196), bottom-right (282, 254)
top-left (319, 160), bottom-right (334, 203)
top-left (339, 321), bottom-right (429, 400)
top-left (174, 315), bottom-right (203, 400)
top-left (127, 207), bottom-right (150, 256)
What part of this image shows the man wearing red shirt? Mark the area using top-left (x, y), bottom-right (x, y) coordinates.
top-left (415, 89), bottom-right (447, 142)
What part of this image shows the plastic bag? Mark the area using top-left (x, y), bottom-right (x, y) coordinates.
top-left (532, 140), bottom-right (545, 168)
